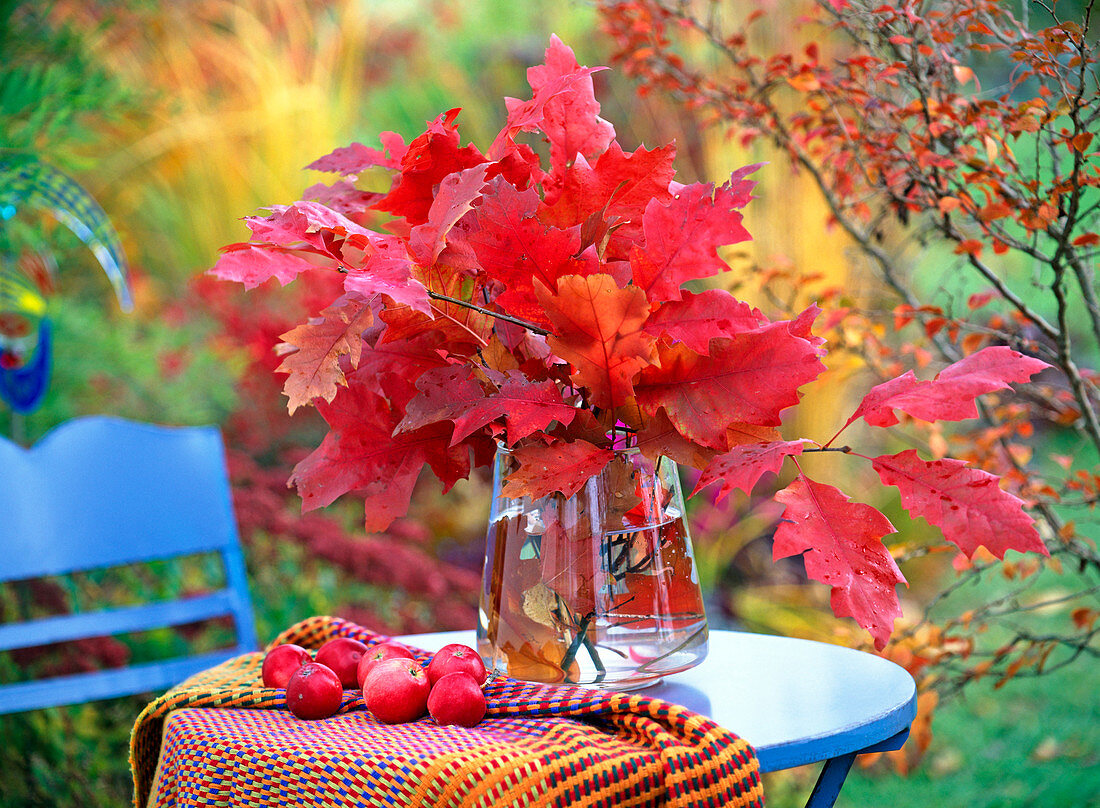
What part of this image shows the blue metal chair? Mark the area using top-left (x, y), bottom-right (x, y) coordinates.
top-left (0, 416), bottom-right (258, 714)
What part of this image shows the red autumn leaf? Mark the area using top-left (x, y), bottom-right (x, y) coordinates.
top-left (643, 290), bottom-right (767, 353)
top-left (871, 450), bottom-right (1048, 559)
top-left (210, 243), bottom-right (318, 289)
top-left (635, 408), bottom-right (720, 470)
top-left (338, 232), bottom-right (431, 314)
top-left (785, 303), bottom-right (827, 352)
top-left (251, 201), bottom-right (374, 245)
top-left (774, 475), bottom-right (905, 650)
top-left (489, 42), bottom-right (606, 161)
top-left (692, 440), bottom-right (807, 500)
top-left (213, 201), bottom-right (384, 289)
top-left (349, 330), bottom-right (451, 411)
top-left (635, 322), bottom-right (826, 447)
top-left (726, 422), bottom-right (784, 446)
top-left (536, 274), bottom-right (657, 411)
top-left (289, 376), bottom-right (471, 532)
top-left (276, 294), bottom-right (374, 413)
top-left (539, 141), bottom-right (677, 253)
top-left (377, 260), bottom-right (493, 349)
top-left (407, 164), bottom-right (490, 267)
top-left (374, 109), bottom-right (488, 225)
top-left (501, 440), bottom-right (615, 499)
top-left (515, 35), bottom-right (615, 169)
top-left (392, 364), bottom-right (486, 437)
top-left (306, 133), bottom-right (408, 174)
top-left (845, 345), bottom-right (1049, 428)
top-left (301, 181), bottom-right (383, 217)
top-left (631, 172), bottom-right (758, 302)
top-left (481, 373), bottom-right (577, 445)
top-left (396, 366), bottom-right (576, 446)
top-left (460, 177), bottom-right (588, 328)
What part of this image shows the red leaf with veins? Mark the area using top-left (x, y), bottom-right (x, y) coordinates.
top-left (525, 35), bottom-right (615, 169)
top-left (644, 290), bottom-right (767, 352)
top-left (459, 178), bottom-right (588, 328)
top-left (846, 346), bottom-right (1049, 429)
top-left (276, 294), bottom-right (374, 413)
top-left (489, 50), bottom-right (606, 161)
top-left (351, 330), bottom-right (450, 411)
top-left (211, 243), bottom-right (318, 289)
top-left (635, 322), bottom-right (825, 447)
top-left (396, 367), bottom-right (576, 446)
top-left (408, 164), bottom-right (490, 267)
top-left (501, 440), bottom-right (615, 499)
top-left (252, 201), bottom-right (373, 244)
top-left (339, 232), bottom-right (431, 313)
top-left (306, 133), bottom-right (408, 175)
top-left (374, 109), bottom-right (487, 225)
top-left (535, 274), bottom-right (657, 411)
top-left (474, 373), bottom-right (576, 446)
top-left (774, 476), bottom-right (905, 650)
top-left (301, 181), bottom-right (383, 217)
top-left (289, 377), bottom-right (470, 531)
top-left (631, 178), bottom-right (755, 302)
top-left (693, 440), bottom-right (806, 499)
top-left (540, 142), bottom-right (677, 253)
top-left (635, 408), bottom-right (720, 470)
top-left (871, 450), bottom-right (1048, 559)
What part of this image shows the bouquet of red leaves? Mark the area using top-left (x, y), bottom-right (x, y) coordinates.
top-left (213, 37), bottom-right (1048, 650)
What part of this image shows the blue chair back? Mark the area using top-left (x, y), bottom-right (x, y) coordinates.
top-left (0, 416), bottom-right (258, 714)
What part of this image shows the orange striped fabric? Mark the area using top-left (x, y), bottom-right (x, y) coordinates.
top-left (131, 616), bottom-right (763, 808)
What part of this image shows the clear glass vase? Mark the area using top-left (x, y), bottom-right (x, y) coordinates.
top-left (477, 447), bottom-right (708, 690)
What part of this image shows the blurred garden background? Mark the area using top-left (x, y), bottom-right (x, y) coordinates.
top-left (1, 0), bottom-right (1097, 806)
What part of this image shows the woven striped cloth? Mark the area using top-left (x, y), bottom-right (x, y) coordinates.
top-left (131, 616), bottom-right (763, 808)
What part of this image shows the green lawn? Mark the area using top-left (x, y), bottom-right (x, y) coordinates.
top-left (761, 654), bottom-right (1100, 807)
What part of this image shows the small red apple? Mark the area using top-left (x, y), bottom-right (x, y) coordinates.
top-left (315, 637), bottom-right (368, 689)
top-left (285, 662), bottom-right (343, 720)
top-left (356, 642), bottom-right (416, 690)
top-left (426, 643), bottom-right (487, 686)
top-left (261, 643), bottom-right (313, 689)
top-left (428, 671), bottom-right (487, 727)
top-left (363, 658), bottom-right (430, 724)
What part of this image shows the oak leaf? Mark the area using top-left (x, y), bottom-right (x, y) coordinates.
top-left (396, 366), bottom-right (576, 446)
top-left (210, 243), bottom-right (318, 289)
top-left (306, 133), bottom-right (408, 175)
top-left (635, 322), bottom-right (826, 447)
top-left (460, 177), bottom-right (588, 328)
top-left (407, 164), bottom-right (490, 267)
top-left (539, 141), bottom-right (677, 254)
top-left (536, 274), bottom-right (657, 411)
top-left (501, 440), bottom-right (615, 500)
top-left (846, 346), bottom-right (1049, 429)
top-left (644, 290), bottom-right (767, 352)
top-left (871, 450), bottom-right (1048, 559)
top-left (630, 176), bottom-right (756, 302)
top-left (289, 377), bottom-right (470, 532)
top-left (276, 294), bottom-right (374, 413)
top-left (374, 109), bottom-right (488, 225)
top-left (514, 35), bottom-right (615, 169)
top-left (774, 475), bottom-right (905, 650)
top-left (693, 440), bottom-right (807, 500)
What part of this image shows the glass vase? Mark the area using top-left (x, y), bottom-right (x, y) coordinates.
top-left (477, 447), bottom-right (708, 690)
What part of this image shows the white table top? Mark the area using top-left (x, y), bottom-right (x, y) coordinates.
top-left (398, 628), bottom-right (917, 772)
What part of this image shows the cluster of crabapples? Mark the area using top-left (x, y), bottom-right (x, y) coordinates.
top-left (261, 638), bottom-right (488, 727)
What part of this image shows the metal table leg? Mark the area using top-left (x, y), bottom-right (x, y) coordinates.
top-left (802, 728), bottom-right (912, 808)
